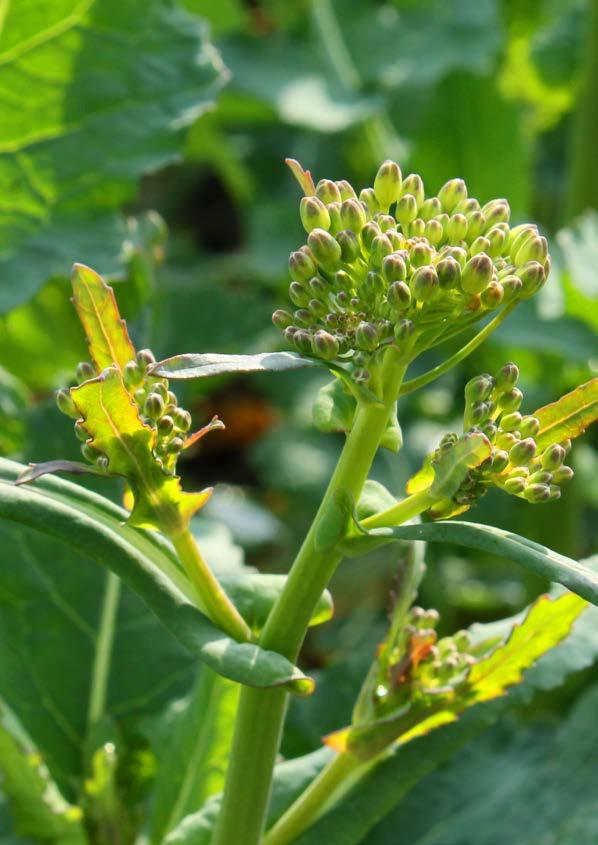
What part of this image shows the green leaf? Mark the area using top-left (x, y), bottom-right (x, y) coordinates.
top-left (0, 712), bottom-right (86, 844)
top-left (354, 521), bottom-right (598, 605)
top-left (152, 351), bottom-right (321, 380)
top-left (0, 459), bottom-right (315, 699)
top-left (70, 265), bottom-right (136, 372)
top-left (0, 0), bottom-right (225, 313)
top-left (533, 377), bottom-right (598, 451)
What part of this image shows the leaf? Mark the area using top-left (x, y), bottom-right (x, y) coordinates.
top-left (16, 461), bottom-right (109, 485)
top-left (0, 0), bottom-right (226, 312)
top-left (0, 714), bottom-right (86, 844)
top-left (152, 351), bottom-right (321, 380)
top-left (70, 367), bottom-right (208, 530)
top-left (353, 521), bottom-right (598, 605)
top-left (0, 461), bottom-right (315, 702)
top-left (285, 158), bottom-right (316, 196)
top-left (70, 265), bottom-right (135, 372)
top-left (533, 377), bottom-right (598, 451)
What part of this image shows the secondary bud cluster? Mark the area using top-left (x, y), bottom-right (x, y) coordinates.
top-left (274, 162), bottom-right (550, 380)
top-left (425, 362), bottom-right (573, 517)
top-left (374, 605), bottom-right (476, 714)
top-left (56, 349), bottom-right (192, 475)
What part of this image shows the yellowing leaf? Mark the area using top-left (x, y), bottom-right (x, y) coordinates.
top-left (71, 263), bottom-right (136, 372)
top-left (71, 367), bottom-right (208, 531)
top-left (534, 377), bottom-right (598, 451)
top-left (285, 157), bottom-right (316, 196)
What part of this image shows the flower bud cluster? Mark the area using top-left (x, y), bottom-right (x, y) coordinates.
top-left (274, 162), bottom-right (550, 379)
top-left (56, 348), bottom-right (192, 475)
top-left (374, 605), bottom-right (476, 714)
top-left (426, 362), bottom-right (573, 517)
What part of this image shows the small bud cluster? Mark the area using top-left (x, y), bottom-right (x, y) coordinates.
top-left (374, 605), bottom-right (476, 714)
top-left (56, 349), bottom-right (192, 475)
top-left (274, 162), bottom-right (550, 380)
top-left (426, 362), bottom-right (573, 517)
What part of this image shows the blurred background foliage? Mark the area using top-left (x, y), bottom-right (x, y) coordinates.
top-left (0, 0), bottom-right (597, 838)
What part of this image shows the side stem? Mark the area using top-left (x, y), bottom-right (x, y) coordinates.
top-left (212, 352), bottom-right (408, 845)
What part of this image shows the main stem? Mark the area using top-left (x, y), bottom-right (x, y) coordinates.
top-left (212, 353), bottom-right (408, 845)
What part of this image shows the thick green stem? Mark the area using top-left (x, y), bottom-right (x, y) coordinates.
top-left (170, 527), bottom-right (251, 642)
top-left (212, 352), bottom-right (408, 845)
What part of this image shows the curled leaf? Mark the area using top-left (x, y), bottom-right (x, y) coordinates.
top-left (534, 376), bottom-right (598, 451)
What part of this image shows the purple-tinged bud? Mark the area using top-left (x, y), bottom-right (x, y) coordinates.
top-left (455, 198), bottom-right (480, 215)
top-left (377, 214), bottom-right (395, 232)
top-left (528, 470), bottom-right (553, 485)
top-left (382, 253), bottom-right (407, 282)
top-left (524, 483), bottom-right (551, 503)
top-left (508, 224), bottom-right (538, 258)
top-left (411, 265), bottom-right (439, 302)
top-left (369, 234), bottom-right (393, 268)
top-left (374, 160), bottom-right (403, 208)
top-left (495, 362), bottom-right (519, 391)
top-left (136, 349), bottom-right (156, 372)
top-left (359, 188), bottom-right (380, 217)
top-left (173, 408), bottom-right (192, 432)
top-left (461, 253), bottom-right (493, 294)
top-left (144, 393), bottom-right (164, 420)
top-left (308, 228), bottom-right (343, 271)
top-left (337, 229), bottom-right (361, 262)
top-left (316, 179), bottom-right (342, 205)
top-left (410, 242), bottom-right (433, 268)
top-left (289, 249), bottom-right (316, 282)
top-left (490, 450), bottom-right (510, 473)
top-left (308, 298), bottom-right (327, 318)
top-left (470, 401), bottom-right (491, 425)
top-left (481, 281), bottom-right (504, 309)
top-left (336, 180), bottom-right (357, 200)
top-left (425, 219), bottom-right (444, 245)
top-left (300, 196), bottom-right (330, 233)
top-left (518, 261), bottom-right (546, 298)
top-left (496, 431), bottom-right (518, 451)
top-left (483, 421), bottom-right (498, 440)
top-left (356, 321), bottom-right (379, 351)
top-left (387, 280), bottom-right (411, 310)
top-left (333, 270), bottom-right (352, 292)
top-left (509, 438), bottom-right (537, 466)
top-left (465, 374), bottom-right (495, 402)
top-left (289, 282), bottom-right (309, 307)
top-left (438, 178), bottom-right (467, 213)
top-left (313, 330), bottom-right (340, 361)
top-left (514, 234), bottom-right (548, 267)
top-left (436, 257), bottom-right (461, 290)
top-left (396, 194), bottom-right (418, 228)
top-left (408, 218), bottom-right (426, 238)
top-left (504, 476), bottom-right (527, 494)
top-left (447, 214), bottom-right (468, 243)
top-left (340, 198), bottom-right (367, 233)
top-left (443, 245), bottom-right (467, 269)
top-left (541, 444), bottom-right (566, 471)
top-left (501, 274), bottom-right (523, 302)
top-left (401, 173), bottom-right (424, 207)
top-left (123, 360), bottom-right (143, 389)
top-left (501, 411), bottom-right (522, 431)
top-left (378, 319), bottom-right (394, 339)
top-left (498, 388), bottom-right (523, 414)
top-left (362, 221), bottom-right (381, 252)
top-left (293, 330), bottom-right (314, 355)
top-left (420, 197), bottom-right (442, 221)
top-left (167, 436), bottom-right (185, 454)
top-left (552, 465), bottom-right (574, 484)
top-left (158, 415), bottom-right (174, 436)
top-left (482, 199), bottom-right (510, 227)
top-left (486, 226), bottom-right (508, 257)
top-left (76, 361), bottom-right (95, 383)
top-left (394, 319), bottom-right (415, 341)
top-left (519, 416), bottom-right (540, 438)
top-left (469, 236), bottom-right (491, 256)
top-left (465, 211), bottom-right (486, 241)
top-left (364, 271), bottom-right (385, 300)
top-left (56, 388), bottom-right (78, 418)
top-left (272, 309), bottom-right (294, 330)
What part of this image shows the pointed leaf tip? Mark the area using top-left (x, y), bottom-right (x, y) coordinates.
top-left (285, 158), bottom-right (316, 196)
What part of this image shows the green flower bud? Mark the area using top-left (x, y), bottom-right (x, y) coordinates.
top-left (167, 436), bottom-right (185, 454)
top-left (396, 194), bottom-right (418, 228)
top-left (541, 444), bottom-right (566, 471)
top-left (313, 330), bottom-right (340, 360)
top-left (382, 253), bottom-right (407, 282)
top-left (340, 198), bottom-right (367, 233)
top-left (378, 319), bottom-right (394, 339)
top-left (336, 229), bottom-right (361, 262)
top-left (486, 226), bottom-right (508, 257)
top-left (136, 349), bottom-right (156, 371)
top-left (410, 242), bottom-right (433, 268)
top-left (144, 393), bottom-right (164, 420)
top-left (123, 360), bottom-right (143, 389)
top-left (158, 415), bottom-right (174, 435)
top-left (469, 236), bottom-right (491, 257)
top-left (461, 253), bottom-right (493, 294)
top-left (438, 178), bottom-right (467, 213)
top-left (374, 160), bottom-right (402, 208)
top-left (289, 282), bottom-right (309, 307)
top-left (495, 362), bottom-right (519, 392)
top-left (501, 411), bottom-right (522, 431)
top-left (481, 281), bottom-right (504, 309)
top-left (394, 319), bottom-right (415, 341)
top-left (455, 198), bottom-right (480, 215)
top-left (504, 476), bottom-right (527, 494)
top-left (552, 465), bottom-right (574, 484)
top-left (316, 179), bottom-right (342, 205)
top-left (523, 483), bottom-right (551, 503)
top-left (356, 321), bottom-right (379, 351)
top-left (401, 173), bottom-right (424, 207)
top-left (96, 455), bottom-right (110, 471)
top-left (388, 230), bottom-right (405, 250)
top-left (509, 437), bottom-right (536, 466)
top-left (377, 214), bottom-right (395, 233)
top-left (528, 470), bottom-right (552, 485)
top-left (362, 221), bottom-right (381, 252)
top-left (443, 245), bottom-right (467, 269)
top-left (483, 421), bottom-right (498, 440)
top-left (561, 439), bottom-right (572, 453)
top-left (425, 218), bottom-right (444, 245)
top-left (411, 265), bottom-right (439, 302)
top-left (308, 298), bottom-right (327, 318)
top-left (293, 329), bottom-right (314, 355)
top-left (436, 256), bottom-right (461, 290)
top-left (172, 408), bottom-right (191, 432)
top-left (508, 224), bottom-right (537, 259)
top-left (295, 307), bottom-right (313, 326)
top-left (300, 196), bottom-right (330, 233)
top-left (498, 388), bottom-right (523, 414)
top-left (514, 234), bottom-right (548, 267)
top-left (518, 261), bottom-right (546, 298)
top-left (308, 228), bottom-right (343, 271)
top-left (469, 401), bottom-right (491, 425)
top-left (333, 270), bottom-right (353, 292)
top-left (501, 274), bottom-right (523, 302)
top-left (327, 202), bottom-right (343, 234)
top-left (354, 368), bottom-right (371, 385)
top-left (289, 249), bottom-right (316, 282)
top-left (465, 211), bottom-right (486, 242)
top-left (387, 280), bottom-right (411, 310)
top-left (447, 213), bottom-right (468, 243)
top-left (359, 188), bottom-right (380, 217)
top-left (74, 419), bottom-right (88, 442)
top-left (482, 199), bottom-right (510, 227)
top-left (309, 276), bottom-right (328, 298)
top-left (408, 218), bottom-right (426, 238)
top-left (518, 416), bottom-right (540, 438)
top-left (369, 234), bottom-right (393, 268)
top-left (76, 361), bottom-right (95, 383)
top-left (56, 387), bottom-right (78, 419)
top-left (336, 180), bottom-right (357, 200)
top-left (465, 374), bottom-right (495, 402)
top-left (490, 450), bottom-right (510, 473)
top-left (420, 197), bottom-right (442, 221)
top-left (363, 271), bottom-right (385, 300)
